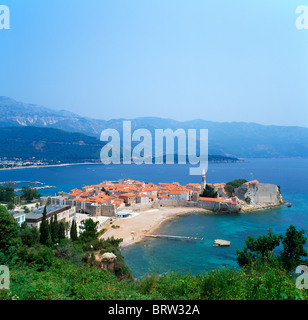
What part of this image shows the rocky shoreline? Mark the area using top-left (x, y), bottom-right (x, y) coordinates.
top-left (240, 201), bottom-right (286, 212)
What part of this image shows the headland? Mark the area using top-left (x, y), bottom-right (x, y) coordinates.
top-left (36, 173), bottom-right (284, 248)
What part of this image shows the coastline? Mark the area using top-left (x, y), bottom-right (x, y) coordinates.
top-left (0, 159), bottom-right (243, 171)
top-left (99, 207), bottom-right (210, 248)
top-left (100, 202), bottom-right (285, 248)
top-left (240, 202), bottom-right (285, 212)
top-left (0, 162), bottom-right (101, 171)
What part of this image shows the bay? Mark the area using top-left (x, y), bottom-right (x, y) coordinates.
top-left (0, 158), bottom-right (307, 278)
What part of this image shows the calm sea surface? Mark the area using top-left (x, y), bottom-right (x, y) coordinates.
top-left (0, 158), bottom-right (307, 278)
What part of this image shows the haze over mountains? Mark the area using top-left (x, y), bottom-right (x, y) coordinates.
top-left (0, 127), bottom-right (103, 163)
top-left (1, 96), bottom-right (308, 159)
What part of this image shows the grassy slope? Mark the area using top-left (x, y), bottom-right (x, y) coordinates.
top-left (1, 257), bottom-right (306, 300)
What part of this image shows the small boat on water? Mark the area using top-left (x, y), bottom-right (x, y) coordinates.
top-left (287, 203), bottom-right (292, 208)
top-left (213, 239), bottom-right (231, 247)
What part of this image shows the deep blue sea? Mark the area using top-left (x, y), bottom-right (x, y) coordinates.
top-left (0, 158), bottom-right (307, 278)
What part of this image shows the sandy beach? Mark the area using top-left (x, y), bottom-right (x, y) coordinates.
top-left (99, 206), bottom-right (209, 248)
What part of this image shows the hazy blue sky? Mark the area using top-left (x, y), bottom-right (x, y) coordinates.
top-left (0, 0), bottom-right (308, 127)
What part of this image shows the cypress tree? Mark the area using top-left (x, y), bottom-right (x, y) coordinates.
top-left (58, 222), bottom-right (66, 241)
top-left (49, 215), bottom-right (54, 241)
top-left (50, 214), bottom-right (59, 244)
top-left (39, 205), bottom-right (51, 246)
top-left (70, 220), bottom-right (78, 241)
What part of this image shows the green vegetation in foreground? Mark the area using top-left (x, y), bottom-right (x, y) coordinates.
top-left (1, 204), bottom-right (308, 300)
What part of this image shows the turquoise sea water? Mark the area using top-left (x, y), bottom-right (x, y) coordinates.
top-left (0, 158), bottom-right (307, 278)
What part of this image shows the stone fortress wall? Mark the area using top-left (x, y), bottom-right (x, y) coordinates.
top-left (235, 182), bottom-right (283, 206)
top-left (43, 180), bottom-right (284, 218)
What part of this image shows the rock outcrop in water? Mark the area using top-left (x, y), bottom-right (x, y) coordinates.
top-left (197, 181), bottom-right (284, 213)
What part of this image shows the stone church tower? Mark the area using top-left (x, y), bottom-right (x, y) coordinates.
top-left (201, 168), bottom-right (206, 191)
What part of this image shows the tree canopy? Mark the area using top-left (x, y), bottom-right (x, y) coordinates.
top-left (20, 187), bottom-right (40, 201)
top-left (79, 219), bottom-right (99, 243)
top-left (236, 225), bottom-right (308, 271)
top-left (200, 185), bottom-right (217, 198)
top-left (0, 205), bottom-right (22, 255)
top-left (279, 225), bottom-right (308, 271)
top-left (0, 186), bottom-right (16, 203)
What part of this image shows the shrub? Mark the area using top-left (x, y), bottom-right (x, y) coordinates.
top-left (20, 224), bottom-right (40, 247)
top-left (200, 185), bottom-right (217, 198)
top-left (225, 179), bottom-right (247, 196)
top-left (54, 241), bottom-right (83, 266)
top-left (16, 246), bottom-right (54, 271)
top-left (201, 268), bottom-right (241, 300)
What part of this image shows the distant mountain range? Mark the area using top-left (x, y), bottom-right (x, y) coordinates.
top-left (0, 127), bottom-right (102, 163)
top-left (1, 96), bottom-right (308, 158)
top-left (0, 127), bottom-right (239, 163)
